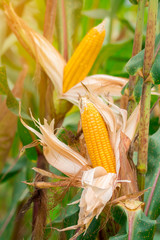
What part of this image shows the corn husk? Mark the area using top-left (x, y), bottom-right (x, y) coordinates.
top-left (19, 111), bottom-right (90, 177)
top-left (62, 74), bottom-right (128, 104)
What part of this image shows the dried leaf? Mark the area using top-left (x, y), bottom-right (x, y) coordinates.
top-left (32, 167), bottom-right (67, 179)
top-left (4, 3), bottom-right (65, 94)
top-left (63, 74), bottom-right (128, 104)
top-left (119, 132), bottom-right (138, 196)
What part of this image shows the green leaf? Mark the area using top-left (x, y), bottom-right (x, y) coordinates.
top-left (121, 76), bottom-right (143, 103)
top-left (77, 217), bottom-right (101, 240)
top-left (92, 40), bottom-right (133, 75)
top-left (150, 50), bottom-right (160, 84)
top-left (54, 190), bottom-right (82, 224)
top-left (17, 118), bottom-right (38, 161)
top-left (110, 0), bottom-right (125, 16)
top-left (134, 77), bottom-right (143, 102)
top-left (149, 95), bottom-right (160, 135)
top-left (111, 205), bottom-right (128, 240)
top-left (144, 128), bottom-right (160, 219)
top-left (125, 50), bottom-right (144, 76)
top-left (121, 81), bottom-right (129, 96)
top-left (126, 34), bottom-right (160, 84)
top-left (129, 0), bottom-right (138, 5)
top-left (111, 203), bottom-right (156, 240)
top-left (63, 208), bottom-right (79, 240)
top-left (82, 9), bottom-right (110, 19)
top-left (10, 132), bottom-right (20, 158)
top-left (0, 156), bottom-right (27, 183)
top-left (0, 168), bottom-right (28, 240)
top-left (57, 189), bottom-right (101, 240)
top-left (149, 117), bottom-right (160, 135)
top-left (118, 17), bottom-right (135, 33)
top-left (0, 66), bottom-right (19, 113)
top-left (0, 66), bottom-right (30, 119)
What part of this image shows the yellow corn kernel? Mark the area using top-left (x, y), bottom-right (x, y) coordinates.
top-left (63, 22), bottom-right (105, 93)
top-left (81, 100), bottom-right (116, 173)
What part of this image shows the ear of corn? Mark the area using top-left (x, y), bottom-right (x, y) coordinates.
top-left (81, 99), bottom-right (116, 173)
top-left (63, 22), bottom-right (106, 93)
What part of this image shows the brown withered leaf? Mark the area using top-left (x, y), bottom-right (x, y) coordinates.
top-left (32, 167), bottom-right (67, 180)
top-left (23, 180), bottom-right (81, 188)
top-left (110, 188), bottom-right (149, 206)
top-left (0, 63), bottom-right (28, 171)
top-left (119, 132), bottom-right (138, 196)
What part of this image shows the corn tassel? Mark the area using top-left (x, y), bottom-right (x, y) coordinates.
top-left (63, 21), bottom-right (106, 93)
top-left (81, 100), bottom-right (116, 173)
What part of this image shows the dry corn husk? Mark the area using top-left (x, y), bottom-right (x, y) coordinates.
top-left (4, 2), bottom-right (65, 93)
top-left (19, 110), bottom-right (90, 177)
top-left (62, 74), bottom-right (128, 105)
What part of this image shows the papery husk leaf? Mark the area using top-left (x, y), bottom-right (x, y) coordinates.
top-left (19, 112), bottom-right (90, 177)
top-left (63, 74), bottom-right (128, 104)
top-left (54, 225), bottom-right (84, 240)
top-left (125, 104), bottom-right (140, 141)
top-left (78, 167), bottom-right (117, 228)
top-left (4, 3), bottom-right (65, 94)
top-left (110, 189), bottom-right (149, 205)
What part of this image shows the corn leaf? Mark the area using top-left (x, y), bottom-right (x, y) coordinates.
top-left (17, 119), bottom-right (38, 161)
top-left (92, 40), bottom-right (133, 75)
top-left (0, 66), bottom-right (30, 119)
top-left (144, 128), bottom-right (160, 219)
top-left (129, 0), bottom-right (138, 4)
top-left (0, 67), bottom-right (18, 170)
top-left (126, 34), bottom-right (160, 84)
top-left (82, 9), bottom-right (110, 19)
top-left (0, 156), bottom-right (27, 183)
top-left (111, 203), bottom-right (156, 240)
top-left (110, 0), bottom-right (125, 17)
top-left (0, 66), bottom-right (19, 112)
top-left (0, 168), bottom-right (28, 240)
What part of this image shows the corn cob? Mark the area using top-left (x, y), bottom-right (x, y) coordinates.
top-left (63, 21), bottom-right (106, 93)
top-left (81, 100), bottom-right (116, 173)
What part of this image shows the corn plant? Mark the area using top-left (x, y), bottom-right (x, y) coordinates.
top-left (0, 0), bottom-right (160, 239)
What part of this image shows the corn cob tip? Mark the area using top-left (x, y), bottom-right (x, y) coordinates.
top-left (94, 20), bottom-right (106, 33)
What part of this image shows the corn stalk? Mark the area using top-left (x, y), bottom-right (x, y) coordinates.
top-left (127, 0), bottom-right (146, 117)
top-left (137, 0), bottom-right (158, 192)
